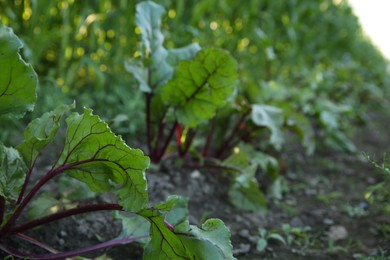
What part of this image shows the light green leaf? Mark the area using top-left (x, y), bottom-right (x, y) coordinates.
top-left (268, 233), bottom-right (287, 245)
top-left (56, 108), bottom-right (149, 212)
top-left (17, 103), bottom-right (74, 168)
top-left (128, 2), bottom-right (201, 92)
top-left (124, 60), bottom-right (150, 92)
top-left (0, 24), bottom-right (37, 118)
top-left (251, 105), bottom-right (284, 150)
top-left (27, 192), bottom-right (59, 220)
top-left (0, 143), bottom-right (27, 202)
top-left (256, 238), bottom-right (268, 252)
top-left (167, 43), bottom-right (201, 67)
top-left (160, 48), bottom-right (237, 127)
top-left (228, 165), bottom-right (267, 213)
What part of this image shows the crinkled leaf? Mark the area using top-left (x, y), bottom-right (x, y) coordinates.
top-left (228, 165), bottom-right (267, 213)
top-left (178, 219), bottom-right (236, 260)
top-left (0, 144), bottom-right (26, 202)
top-left (251, 104), bottom-right (284, 149)
top-left (56, 109), bottom-right (149, 212)
top-left (17, 103), bottom-right (75, 168)
top-left (140, 196), bottom-right (236, 259)
top-left (27, 192), bottom-right (59, 220)
top-left (160, 48), bottom-right (237, 127)
top-left (0, 24), bottom-right (37, 118)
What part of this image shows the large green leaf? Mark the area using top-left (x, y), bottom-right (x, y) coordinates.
top-left (0, 24), bottom-right (37, 118)
top-left (139, 196), bottom-right (236, 260)
top-left (0, 143), bottom-right (27, 202)
top-left (126, 1), bottom-right (201, 92)
top-left (160, 48), bottom-right (237, 127)
top-left (251, 104), bottom-right (284, 150)
top-left (17, 103), bottom-right (75, 168)
top-left (55, 109), bottom-right (149, 212)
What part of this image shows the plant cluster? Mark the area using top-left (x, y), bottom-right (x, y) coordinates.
top-left (0, 23), bottom-right (235, 259)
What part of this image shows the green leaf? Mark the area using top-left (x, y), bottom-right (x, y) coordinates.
top-left (17, 103), bottom-right (75, 168)
top-left (251, 104), bottom-right (284, 150)
top-left (0, 143), bottom-right (27, 202)
top-left (27, 192), bottom-right (59, 220)
top-left (56, 108), bottom-right (150, 212)
top-left (228, 165), bottom-right (267, 213)
top-left (160, 48), bottom-right (237, 127)
top-left (178, 219), bottom-right (236, 260)
top-left (0, 24), bottom-right (37, 118)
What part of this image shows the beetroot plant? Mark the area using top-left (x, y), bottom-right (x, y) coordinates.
top-left (0, 23), bottom-right (235, 259)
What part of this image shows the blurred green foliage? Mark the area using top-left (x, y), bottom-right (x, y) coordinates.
top-left (1, 0), bottom-right (389, 150)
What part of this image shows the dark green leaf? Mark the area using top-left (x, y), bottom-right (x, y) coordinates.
top-left (160, 48), bottom-right (237, 127)
top-left (0, 24), bottom-right (37, 118)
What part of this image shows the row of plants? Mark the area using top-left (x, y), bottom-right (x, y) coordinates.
top-left (1, 0), bottom-right (390, 258)
top-left (0, 21), bottom-right (236, 258)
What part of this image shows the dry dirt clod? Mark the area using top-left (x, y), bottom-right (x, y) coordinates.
top-left (328, 225), bottom-right (348, 241)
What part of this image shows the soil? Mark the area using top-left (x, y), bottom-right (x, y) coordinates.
top-left (2, 105), bottom-right (390, 259)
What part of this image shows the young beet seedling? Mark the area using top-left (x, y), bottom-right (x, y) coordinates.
top-left (0, 23), bottom-right (235, 259)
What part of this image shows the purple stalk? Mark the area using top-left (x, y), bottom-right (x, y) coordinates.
top-left (0, 159), bottom-right (98, 237)
top-left (0, 235), bottom-right (149, 260)
top-left (10, 203), bottom-right (123, 235)
top-left (0, 196), bottom-right (5, 226)
top-left (154, 122), bottom-right (177, 162)
top-left (17, 164), bottom-right (35, 204)
top-left (14, 233), bottom-right (59, 253)
top-left (216, 112), bottom-right (249, 158)
top-left (145, 93), bottom-right (153, 159)
top-left (203, 116), bottom-right (217, 157)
